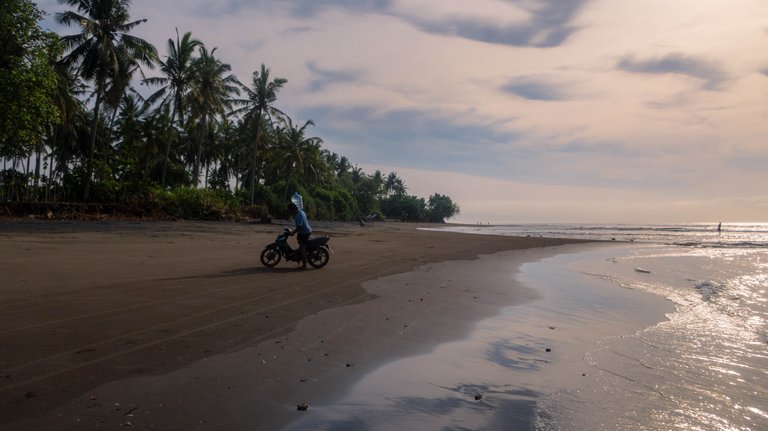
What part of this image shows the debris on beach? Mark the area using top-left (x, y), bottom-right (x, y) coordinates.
top-left (694, 280), bottom-right (722, 301)
top-left (634, 267), bottom-right (651, 273)
top-left (297, 402), bottom-right (309, 411)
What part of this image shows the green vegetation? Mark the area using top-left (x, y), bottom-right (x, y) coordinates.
top-left (0, 0), bottom-right (60, 161)
top-left (0, 0), bottom-right (459, 223)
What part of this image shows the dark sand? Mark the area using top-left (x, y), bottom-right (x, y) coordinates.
top-left (0, 220), bottom-right (585, 430)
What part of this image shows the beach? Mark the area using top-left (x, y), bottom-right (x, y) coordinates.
top-left (0, 220), bottom-right (585, 430)
top-left (5, 221), bottom-right (762, 430)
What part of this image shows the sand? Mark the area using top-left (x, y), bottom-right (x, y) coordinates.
top-left (0, 220), bottom-right (585, 430)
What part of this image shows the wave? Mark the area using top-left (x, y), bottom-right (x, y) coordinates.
top-left (434, 223), bottom-right (768, 248)
top-left (673, 241), bottom-right (768, 249)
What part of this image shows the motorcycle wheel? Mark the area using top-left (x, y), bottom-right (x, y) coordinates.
top-left (260, 247), bottom-right (281, 267)
top-left (307, 247), bottom-right (330, 269)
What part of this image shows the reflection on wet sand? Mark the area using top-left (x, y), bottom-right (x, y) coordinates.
top-left (282, 246), bottom-right (670, 431)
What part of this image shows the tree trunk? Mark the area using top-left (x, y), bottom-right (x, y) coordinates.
top-left (83, 90), bottom-right (103, 201)
top-left (249, 114), bottom-right (262, 205)
top-left (24, 156), bottom-right (31, 202)
top-left (161, 106), bottom-right (177, 188)
top-left (34, 141), bottom-right (42, 189)
top-left (194, 112), bottom-right (207, 188)
top-left (48, 153), bottom-right (54, 202)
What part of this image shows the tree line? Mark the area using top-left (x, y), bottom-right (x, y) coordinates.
top-left (0, 0), bottom-right (459, 223)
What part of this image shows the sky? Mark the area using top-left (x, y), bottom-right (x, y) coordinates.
top-left (36, 0), bottom-right (768, 224)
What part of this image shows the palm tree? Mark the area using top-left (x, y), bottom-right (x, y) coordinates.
top-left (111, 90), bottom-right (154, 195)
top-left (201, 118), bottom-right (235, 189)
top-left (187, 46), bottom-right (240, 186)
top-left (46, 62), bottom-right (87, 194)
top-left (276, 117), bottom-right (327, 185)
top-left (232, 64), bottom-right (287, 204)
top-left (251, 120), bottom-right (282, 185)
top-left (144, 29), bottom-right (202, 187)
top-left (384, 171), bottom-right (406, 196)
top-left (371, 170), bottom-right (385, 192)
top-left (56, 0), bottom-right (157, 199)
top-left (220, 117), bottom-right (250, 190)
top-left (351, 165), bottom-right (364, 184)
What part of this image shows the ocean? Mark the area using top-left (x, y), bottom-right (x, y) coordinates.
top-left (440, 223), bottom-right (768, 430)
top-left (282, 223), bottom-right (767, 430)
top-left (436, 222), bottom-right (768, 248)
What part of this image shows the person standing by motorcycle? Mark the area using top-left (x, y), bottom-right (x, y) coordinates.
top-left (288, 202), bottom-right (311, 269)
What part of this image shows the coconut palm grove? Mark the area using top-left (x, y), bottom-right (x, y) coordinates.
top-left (0, 0), bottom-right (459, 223)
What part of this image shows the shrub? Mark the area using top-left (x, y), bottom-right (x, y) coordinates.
top-left (144, 187), bottom-right (243, 220)
top-left (0, 169), bottom-right (29, 202)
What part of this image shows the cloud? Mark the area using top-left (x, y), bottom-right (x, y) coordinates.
top-left (306, 62), bottom-right (363, 92)
top-left (502, 76), bottom-right (570, 101)
top-left (297, 105), bottom-right (522, 174)
top-left (298, 102), bottom-right (687, 192)
top-left (396, 0), bottom-right (589, 47)
top-left (289, 0), bottom-right (393, 17)
top-left (617, 53), bottom-right (729, 90)
top-left (193, 0), bottom-right (392, 18)
top-left (196, 0), bottom-right (588, 48)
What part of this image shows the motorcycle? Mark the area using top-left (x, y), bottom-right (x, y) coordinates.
top-left (260, 228), bottom-right (332, 269)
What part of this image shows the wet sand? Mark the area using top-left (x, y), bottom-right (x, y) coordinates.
top-left (281, 245), bottom-right (674, 430)
top-left (0, 220), bottom-right (585, 429)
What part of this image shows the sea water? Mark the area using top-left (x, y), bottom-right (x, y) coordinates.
top-left (442, 223), bottom-right (768, 430)
top-left (437, 222), bottom-right (768, 248)
top-left (281, 224), bottom-right (767, 430)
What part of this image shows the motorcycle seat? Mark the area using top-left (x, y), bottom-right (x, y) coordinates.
top-left (307, 236), bottom-right (329, 246)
